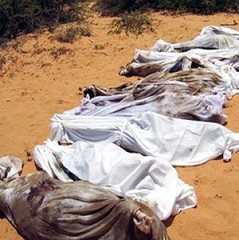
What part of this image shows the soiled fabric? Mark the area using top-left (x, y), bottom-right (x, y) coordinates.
top-left (149, 26), bottom-right (239, 53)
top-left (151, 26), bottom-right (239, 52)
top-left (34, 140), bottom-right (196, 220)
top-left (92, 26), bottom-right (239, 125)
top-left (0, 156), bottom-right (23, 180)
top-left (48, 111), bottom-right (239, 166)
top-left (120, 48), bottom-right (239, 90)
top-left (32, 26), bottom-right (239, 225)
top-left (74, 26), bottom-right (239, 124)
top-left (80, 68), bottom-right (228, 124)
top-left (119, 26), bottom-right (239, 97)
top-left (73, 93), bottom-right (226, 124)
top-left (172, 25), bottom-right (239, 50)
top-left (0, 159), bottom-right (170, 240)
top-left (33, 111), bottom-right (239, 220)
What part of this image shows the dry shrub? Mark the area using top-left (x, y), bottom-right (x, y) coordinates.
top-left (109, 11), bottom-right (154, 36)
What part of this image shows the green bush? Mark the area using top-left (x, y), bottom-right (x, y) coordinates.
top-left (96, 0), bottom-right (239, 15)
top-left (96, 0), bottom-right (132, 16)
top-left (55, 26), bottom-right (91, 43)
top-left (109, 11), bottom-right (154, 36)
top-left (0, 0), bottom-right (88, 39)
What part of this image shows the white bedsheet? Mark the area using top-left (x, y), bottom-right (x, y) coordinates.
top-left (34, 139), bottom-right (196, 220)
top-left (34, 111), bottom-right (239, 219)
top-left (49, 111), bottom-right (239, 166)
top-left (33, 26), bottom-right (239, 221)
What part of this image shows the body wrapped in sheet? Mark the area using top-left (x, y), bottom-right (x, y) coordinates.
top-left (0, 157), bottom-right (170, 240)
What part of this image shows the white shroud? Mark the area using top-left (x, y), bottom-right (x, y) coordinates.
top-left (34, 111), bottom-right (239, 219)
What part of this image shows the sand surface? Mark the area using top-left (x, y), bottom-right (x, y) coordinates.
top-left (1, 10), bottom-right (239, 240)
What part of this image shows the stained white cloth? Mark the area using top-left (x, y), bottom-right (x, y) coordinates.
top-left (64, 89), bottom-right (227, 124)
top-left (152, 26), bottom-right (239, 51)
top-left (34, 111), bottom-right (239, 219)
top-left (121, 26), bottom-right (239, 96)
top-left (34, 139), bottom-right (196, 220)
top-left (33, 26), bottom-right (239, 221)
top-left (0, 156), bottom-right (23, 180)
top-left (132, 49), bottom-right (239, 93)
top-left (49, 111), bottom-right (239, 166)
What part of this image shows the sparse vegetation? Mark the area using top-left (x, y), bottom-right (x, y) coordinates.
top-left (55, 26), bottom-right (91, 43)
top-left (96, 0), bottom-right (239, 15)
top-left (94, 44), bottom-right (105, 50)
top-left (97, 0), bottom-right (239, 36)
top-left (78, 27), bottom-right (92, 37)
top-left (50, 47), bottom-right (73, 59)
top-left (1, 0), bottom-right (239, 41)
top-left (56, 27), bottom-right (79, 43)
top-left (109, 11), bottom-right (154, 36)
top-left (23, 142), bottom-right (32, 162)
top-left (0, 55), bottom-right (6, 70)
top-left (0, 0), bottom-right (90, 40)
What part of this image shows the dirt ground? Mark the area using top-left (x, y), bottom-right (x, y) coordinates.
top-left (0, 10), bottom-right (239, 240)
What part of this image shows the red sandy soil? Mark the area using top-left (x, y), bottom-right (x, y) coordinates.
top-left (0, 10), bottom-right (239, 240)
